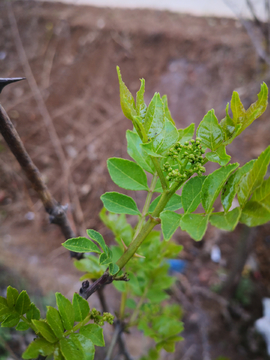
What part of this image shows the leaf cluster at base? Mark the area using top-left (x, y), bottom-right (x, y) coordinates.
top-left (0, 287), bottom-right (112, 360)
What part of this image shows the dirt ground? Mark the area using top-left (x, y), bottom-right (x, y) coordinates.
top-left (0, 1), bottom-right (270, 359)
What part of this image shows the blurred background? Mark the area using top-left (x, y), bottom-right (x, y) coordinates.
top-left (0, 0), bottom-right (270, 359)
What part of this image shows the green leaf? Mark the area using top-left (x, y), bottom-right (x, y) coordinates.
top-left (146, 289), bottom-right (169, 303)
top-left (180, 214), bottom-right (210, 241)
top-left (253, 177), bottom-right (270, 210)
top-left (74, 256), bottom-right (105, 279)
top-left (234, 83), bottom-right (268, 135)
top-left (54, 345), bottom-right (65, 360)
top-left (238, 146), bottom-right (270, 207)
top-left (141, 348), bottom-right (160, 360)
top-left (223, 124), bottom-right (242, 146)
top-left (16, 321), bottom-right (30, 331)
top-left (144, 93), bottom-right (165, 139)
top-left (22, 338), bottom-right (54, 359)
top-left (32, 319), bottom-right (57, 343)
top-left (72, 293), bottom-right (90, 323)
top-left (113, 281), bottom-right (126, 292)
top-left (26, 303), bottom-right (40, 321)
top-left (201, 163), bottom-right (239, 213)
top-left (149, 194), bottom-right (182, 213)
top-left (162, 95), bottom-right (175, 124)
top-left (109, 262), bottom-right (119, 275)
top-left (209, 207), bottom-right (241, 231)
top-left (162, 242), bottom-right (183, 258)
top-left (126, 130), bottom-right (155, 174)
top-left (116, 66), bottom-right (136, 121)
top-left (156, 335), bottom-right (183, 353)
top-left (99, 253), bottom-right (112, 265)
top-left (140, 140), bottom-right (165, 158)
top-left (205, 146), bottom-right (231, 166)
top-left (128, 273), bottom-right (142, 296)
top-left (1, 312), bottom-right (20, 327)
top-left (46, 306), bottom-right (65, 338)
top-left (231, 91), bottom-right (245, 125)
top-left (86, 229), bottom-right (108, 254)
top-left (153, 317), bottom-right (184, 337)
top-left (219, 103), bottom-right (236, 140)
top-left (196, 109), bottom-right (224, 150)
top-left (240, 201), bottom-right (270, 226)
top-left (59, 338), bottom-right (84, 360)
top-left (160, 211), bottom-right (181, 241)
top-left (126, 299), bottom-right (137, 309)
top-left (101, 192), bottom-right (140, 215)
top-left (70, 333), bottom-right (95, 360)
top-left (136, 78), bottom-right (147, 121)
top-left (0, 297), bottom-right (8, 311)
top-left (62, 237), bottom-right (101, 254)
top-left (0, 297), bottom-right (11, 322)
top-left (6, 286), bottom-right (19, 308)
top-left (178, 123), bottom-right (195, 144)
top-left (80, 324), bottom-right (105, 347)
top-left (15, 290), bottom-right (31, 315)
top-left (56, 293), bottom-right (75, 331)
top-left (221, 160), bottom-right (255, 212)
top-left (107, 158), bottom-right (148, 191)
top-left (152, 118), bottom-right (178, 154)
top-left (182, 176), bottom-right (206, 213)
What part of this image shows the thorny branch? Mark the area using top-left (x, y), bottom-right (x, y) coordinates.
top-left (7, 2), bottom-right (86, 235)
top-left (0, 103), bottom-right (82, 259)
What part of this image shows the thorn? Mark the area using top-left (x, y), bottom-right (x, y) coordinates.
top-left (133, 252), bottom-right (145, 259)
top-left (121, 239), bottom-right (145, 259)
top-left (121, 238), bottom-right (128, 251)
top-left (0, 77), bottom-right (25, 94)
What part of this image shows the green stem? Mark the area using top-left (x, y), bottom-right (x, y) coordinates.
top-left (116, 188), bottom-right (176, 272)
top-left (20, 315), bottom-right (37, 333)
top-left (181, 158), bottom-right (189, 172)
top-left (116, 218), bottom-right (156, 271)
top-left (119, 291), bottom-right (127, 320)
top-left (133, 173), bottom-right (158, 239)
top-left (202, 158), bottom-right (209, 165)
top-left (64, 314), bottom-right (91, 337)
top-left (176, 157), bottom-right (183, 170)
top-left (128, 285), bottom-right (149, 326)
top-left (150, 156), bottom-right (168, 190)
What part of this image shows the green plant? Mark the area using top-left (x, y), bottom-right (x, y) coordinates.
top-left (0, 67), bottom-right (270, 359)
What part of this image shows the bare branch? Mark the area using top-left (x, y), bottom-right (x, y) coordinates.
top-left (105, 321), bottom-right (122, 360)
top-left (224, 0), bottom-right (270, 66)
top-left (0, 104), bottom-right (82, 259)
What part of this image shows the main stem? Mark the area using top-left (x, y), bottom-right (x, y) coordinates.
top-left (80, 173), bottom-right (184, 299)
top-left (116, 183), bottom-right (179, 271)
top-left (133, 173), bottom-right (158, 240)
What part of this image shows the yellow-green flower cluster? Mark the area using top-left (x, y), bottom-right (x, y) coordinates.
top-left (163, 138), bottom-right (206, 182)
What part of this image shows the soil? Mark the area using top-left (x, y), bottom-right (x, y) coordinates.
top-left (0, 1), bottom-right (270, 359)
